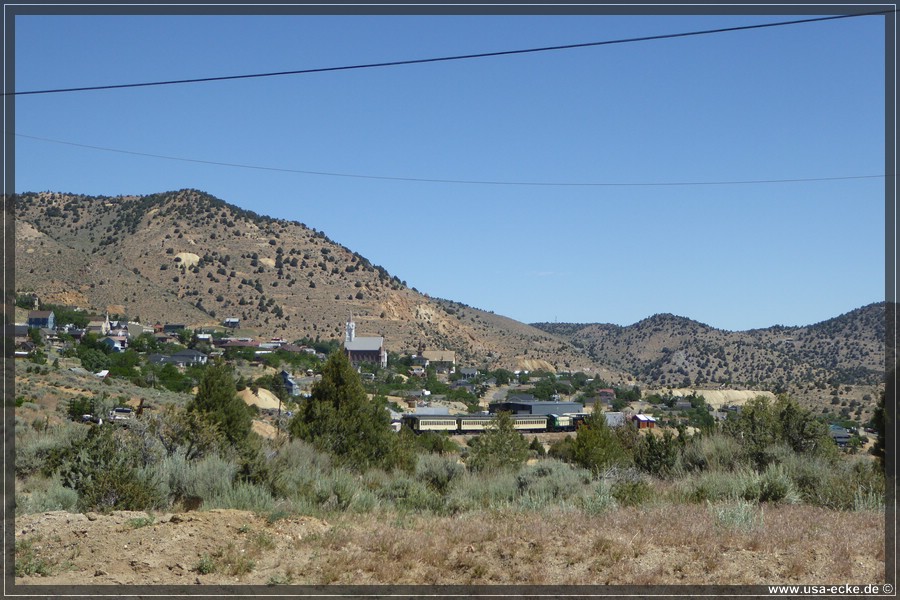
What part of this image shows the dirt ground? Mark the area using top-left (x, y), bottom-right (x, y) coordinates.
top-left (14, 504), bottom-right (886, 587)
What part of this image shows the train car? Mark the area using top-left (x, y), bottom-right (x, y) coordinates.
top-left (512, 415), bottom-right (549, 431)
top-left (457, 415), bottom-right (495, 433)
top-left (401, 414), bottom-right (458, 433)
top-left (548, 413), bottom-right (574, 431)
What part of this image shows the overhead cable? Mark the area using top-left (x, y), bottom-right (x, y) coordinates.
top-left (13, 132), bottom-right (891, 187)
top-left (8, 9), bottom-right (896, 96)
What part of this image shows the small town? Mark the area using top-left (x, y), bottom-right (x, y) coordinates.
top-left (9, 7), bottom-right (891, 592)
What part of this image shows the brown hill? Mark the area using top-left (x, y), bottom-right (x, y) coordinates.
top-left (533, 303), bottom-right (888, 418)
top-left (13, 190), bottom-right (613, 376)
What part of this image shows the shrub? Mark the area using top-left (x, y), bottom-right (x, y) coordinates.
top-left (445, 471), bottom-right (519, 513)
top-left (376, 476), bottom-right (443, 512)
top-left (755, 463), bottom-right (800, 504)
top-left (708, 499), bottom-right (764, 532)
top-left (611, 479), bottom-right (653, 507)
top-left (16, 425), bottom-right (87, 478)
top-left (415, 454), bottom-right (464, 495)
top-left (571, 414), bottom-right (632, 475)
top-left (465, 412), bottom-right (530, 473)
top-left (203, 481), bottom-right (275, 513)
top-left (578, 481), bottom-right (618, 515)
top-left (514, 459), bottom-right (592, 508)
top-left (15, 475), bottom-right (79, 515)
top-left (312, 470), bottom-right (359, 511)
top-left (57, 426), bottom-right (164, 513)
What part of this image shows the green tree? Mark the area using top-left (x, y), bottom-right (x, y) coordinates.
top-left (58, 426), bottom-right (163, 513)
top-left (635, 429), bottom-right (680, 478)
top-left (722, 395), bottom-right (780, 470)
top-left (466, 412), bottom-right (529, 473)
top-left (288, 351), bottom-right (406, 472)
top-left (187, 361), bottom-right (251, 446)
top-left (774, 395), bottom-right (831, 456)
top-left (571, 413), bottom-right (630, 474)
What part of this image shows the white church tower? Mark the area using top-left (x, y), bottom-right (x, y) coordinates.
top-left (345, 314), bottom-right (356, 343)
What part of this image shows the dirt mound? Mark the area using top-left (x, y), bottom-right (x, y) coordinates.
top-left (251, 420), bottom-right (279, 439)
top-left (174, 252), bottom-right (200, 267)
top-left (15, 510), bottom-right (330, 585)
top-left (664, 389), bottom-right (775, 408)
top-left (238, 388), bottom-right (281, 410)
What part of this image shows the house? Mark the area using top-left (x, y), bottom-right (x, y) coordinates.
top-left (674, 400), bottom-right (693, 411)
top-left (171, 349), bottom-right (208, 366)
top-left (421, 350), bottom-right (456, 373)
top-left (100, 336), bottom-right (125, 353)
top-left (632, 414), bottom-right (657, 429)
top-left (604, 412), bottom-right (626, 428)
top-left (459, 367), bottom-right (478, 380)
top-left (148, 353), bottom-right (177, 366)
top-left (163, 324), bottom-right (187, 334)
top-left (86, 313), bottom-right (111, 336)
top-left (598, 389), bottom-right (616, 404)
top-left (281, 370), bottom-right (302, 397)
top-left (27, 310), bottom-right (55, 330)
top-left (410, 355), bottom-right (429, 368)
top-left (451, 380), bottom-right (475, 394)
top-left (343, 316), bottom-right (387, 369)
top-left (829, 424), bottom-right (851, 447)
top-left (12, 324), bottom-right (29, 345)
top-left (223, 317), bottom-right (240, 329)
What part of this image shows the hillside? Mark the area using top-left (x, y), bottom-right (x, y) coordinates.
top-left (13, 190), bottom-right (613, 377)
top-left (534, 304), bottom-right (888, 416)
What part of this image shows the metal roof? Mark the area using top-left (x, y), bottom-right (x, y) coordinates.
top-left (344, 336), bottom-right (384, 352)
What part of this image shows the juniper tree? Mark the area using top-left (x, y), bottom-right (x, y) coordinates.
top-left (288, 351), bottom-right (409, 472)
top-left (187, 360), bottom-right (251, 446)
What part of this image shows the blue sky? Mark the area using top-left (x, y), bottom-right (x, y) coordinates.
top-left (11, 9), bottom-right (888, 331)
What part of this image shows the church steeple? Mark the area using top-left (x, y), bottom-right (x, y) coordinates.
top-left (345, 314), bottom-right (356, 342)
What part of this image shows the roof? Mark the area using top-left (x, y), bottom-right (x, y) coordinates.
top-left (28, 310), bottom-right (54, 318)
top-left (421, 350), bottom-right (456, 363)
top-left (344, 336), bottom-right (384, 352)
top-left (460, 367), bottom-right (478, 374)
top-left (172, 349), bottom-right (207, 358)
top-left (632, 414), bottom-right (657, 422)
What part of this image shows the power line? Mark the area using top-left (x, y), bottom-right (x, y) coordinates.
top-left (13, 132), bottom-right (890, 187)
top-left (8, 9), bottom-right (896, 97)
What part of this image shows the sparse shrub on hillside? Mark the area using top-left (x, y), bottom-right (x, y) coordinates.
top-left (514, 459), bottom-right (592, 509)
top-left (415, 454), bottom-right (464, 495)
top-left (57, 426), bottom-right (165, 513)
top-left (15, 474), bottom-right (79, 515)
top-left (444, 471), bottom-right (519, 513)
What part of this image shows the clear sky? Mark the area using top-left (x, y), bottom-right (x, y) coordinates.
top-left (10, 7), bottom-right (889, 331)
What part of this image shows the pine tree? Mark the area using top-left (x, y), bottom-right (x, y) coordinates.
top-left (288, 351), bottom-right (404, 471)
top-left (188, 361), bottom-right (251, 446)
top-left (572, 413), bottom-right (630, 474)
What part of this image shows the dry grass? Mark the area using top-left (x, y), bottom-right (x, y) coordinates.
top-left (14, 502), bottom-right (885, 586)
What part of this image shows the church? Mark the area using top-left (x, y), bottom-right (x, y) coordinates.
top-left (343, 315), bottom-right (387, 369)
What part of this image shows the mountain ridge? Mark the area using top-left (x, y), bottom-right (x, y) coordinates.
top-left (14, 189), bottom-right (888, 419)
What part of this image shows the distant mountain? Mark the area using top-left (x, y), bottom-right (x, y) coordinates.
top-left (14, 189), bottom-right (888, 418)
top-left (533, 302), bottom-right (888, 407)
top-left (13, 190), bottom-right (614, 377)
